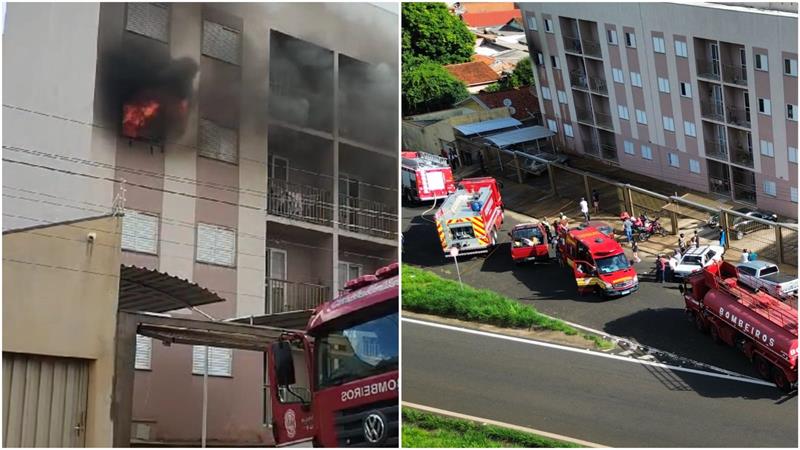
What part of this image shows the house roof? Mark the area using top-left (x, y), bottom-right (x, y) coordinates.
top-left (119, 265), bottom-right (226, 313)
top-left (453, 117), bottom-right (522, 136)
top-left (469, 87), bottom-right (541, 120)
top-left (444, 61), bottom-right (501, 86)
top-left (472, 54), bottom-right (496, 66)
top-left (484, 126), bottom-right (555, 148)
top-left (462, 10), bottom-right (522, 27)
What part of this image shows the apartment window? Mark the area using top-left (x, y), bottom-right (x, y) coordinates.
top-left (612, 68), bottom-right (624, 84)
top-left (789, 146), bottom-right (797, 163)
top-left (135, 335), bottom-right (152, 370)
top-left (657, 77), bottom-right (670, 93)
top-left (544, 18), bottom-right (553, 33)
top-left (652, 36), bottom-right (666, 54)
top-left (607, 29), bottom-right (618, 45)
top-left (755, 53), bottom-right (768, 71)
top-left (667, 152), bottom-right (680, 168)
top-left (625, 31), bottom-right (636, 48)
top-left (196, 223), bottom-right (236, 267)
top-left (680, 82), bottom-right (692, 98)
top-left (557, 90), bottom-right (568, 104)
top-left (547, 119), bottom-right (558, 133)
top-left (788, 104), bottom-right (798, 121)
top-left (662, 116), bottom-right (675, 132)
top-left (635, 109), bottom-right (647, 125)
top-left (763, 180), bottom-right (777, 197)
top-left (785, 58), bottom-right (798, 76)
top-left (125, 3), bottom-right (169, 42)
top-left (527, 15), bottom-right (538, 31)
top-left (624, 140), bottom-right (635, 155)
top-left (641, 145), bottom-right (653, 160)
top-left (551, 56), bottom-right (560, 70)
top-left (674, 40), bottom-right (688, 58)
top-left (202, 21), bottom-right (241, 65)
top-left (689, 159), bottom-right (701, 174)
top-left (792, 187), bottom-right (798, 203)
top-left (618, 105), bottom-right (630, 120)
top-left (684, 121), bottom-right (696, 137)
top-left (122, 211), bottom-right (159, 254)
top-left (199, 119), bottom-right (238, 163)
top-left (338, 262), bottom-right (363, 289)
top-left (541, 86), bottom-right (552, 100)
top-left (758, 98), bottom-right (771, 115)
top-left (630, 72), bottom-right (642, 87)
top-left (192, 346), bottom-right (233, 377)
top-left (564, 123), bottom-right (574, 137)
top-left (760, 139), bottom-right (775, 157)
top-left (536, 52), bottom-right (545, 66)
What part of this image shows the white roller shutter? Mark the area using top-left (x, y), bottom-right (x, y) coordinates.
top-left (134, 335), bottom-right (152, 370)
top-left (125, 3), bottom-right (169, 42)
top-left (196, 223), bottom-right (236, 267)
top-left (199, 119), bottom-right (238, 164)
top-left (121, 211), bottom-right (159, 254)
top-left (192, 346), bottom-right (232, 377)
top-left (202, 21), bottom-right (241, 65)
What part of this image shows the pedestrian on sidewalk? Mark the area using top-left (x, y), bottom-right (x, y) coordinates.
top-left (579, 197), bottom-right (590, 222)
top-left (691, 229), bottom-right (700, 248)
top-left (624, 217), bottom-right (634, 243)
top-left (631, 240), bottom-right (641, 263)
top-left (592, 189), bottom-right (600, 214)
top-left (655, 254), bottom-right (666, 283)
top-left (741, 248), bottom-right (750, 263)
top-left (678, 233), bottom-right (686, 254)
top-left (718, 228), bottom-right (726, 248)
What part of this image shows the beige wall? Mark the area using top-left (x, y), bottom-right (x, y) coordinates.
top-left (2, 215), bottom-right (123, 447)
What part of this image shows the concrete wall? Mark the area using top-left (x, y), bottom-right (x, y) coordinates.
top-left (2, 216), bottom-right (123, 446)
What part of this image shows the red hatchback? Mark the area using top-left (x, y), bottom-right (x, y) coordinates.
top-left (509, 221), bottom-right (550, 264)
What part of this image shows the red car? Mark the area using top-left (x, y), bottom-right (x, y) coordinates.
top-left (509, 221), bottom-right (550, 264)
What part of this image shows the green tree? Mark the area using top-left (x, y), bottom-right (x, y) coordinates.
top-left (484, 57), bottom-right (534, 92)
top-left (402, 62), bottom-right (469, 115)
top-left (402, 2), bottom-right (474, 65)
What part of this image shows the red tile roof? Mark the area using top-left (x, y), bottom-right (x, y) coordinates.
top-left (444, 61), bottom-right (501, 86)
top-left (472, 54), bottom-right (496, 67)
top-left (472, 87), bottom-right (540, 120)
top-left (461, 10), bottom-right (522, 28)
top-left (460, 2), bottom-right (517, 14)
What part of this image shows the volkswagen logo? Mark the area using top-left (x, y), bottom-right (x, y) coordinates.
top-left (363, 412), bottom-right (386, 444)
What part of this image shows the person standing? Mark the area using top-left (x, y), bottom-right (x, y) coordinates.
top-left (655, 254), bottom-right (666, 283)
top-left (741, 248), bottom-right (749, 263)
top-left (624, 217), bottom-right (634, 243)
top-left (718, 228), bottom-right (726, 248)
top-left (678, 233), bottom-right (686, 254)
top-left (631, 240), bottom-right (641, 263)
top-left (668, 250), bottom-right (681, 282)
top-left (579, 197), bottom-right (590, 222)
top-left (592, 189), bottom-right (600, 215)
top-left (692, 229), bottom-right (700, 247)
top-left (748, 249), bottom-right (758, 261)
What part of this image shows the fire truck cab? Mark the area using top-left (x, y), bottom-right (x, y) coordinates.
top-left (558, 226), bottom-right (639, 298)
top-left (401, 151), bottom-right (456, 202)
top-left (509, 221), bottom-right (550, 264)
top-left (434, 177), bottom-right (504, 257)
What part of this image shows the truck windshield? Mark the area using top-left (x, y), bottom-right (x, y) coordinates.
top-left (512, 227), bottom-right (543, 243)
top-left (595, 253), bottom-right (631, 274)
top-left (682, 256), bottom-right (702, 266)
top-left (316, 311), bottom-right (399, 390)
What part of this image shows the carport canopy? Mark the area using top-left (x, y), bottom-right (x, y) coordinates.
top-left (453, 117), bottom-right (522, 136)
top-left (484, 125), bottom-right (555, 148)
top-left (119, 265), bottom-right (227, 313)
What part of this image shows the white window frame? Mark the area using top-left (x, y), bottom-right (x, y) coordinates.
top-left (135, 335), bottom-right (152, 370)
top-left (760, 139), bottom-right (775, 157)
top-left (557, 90), bottom-right (568, 104)
top-left (607, 29), bottom-right (618, 45)
top-left (630, 72), bottom-right (642, 87)
top-left (758, 98), bottom-right (771, 115)
top-left (196, 223), bottom-right (236, 267)
top-left (787, 104), bottom-right (798, 121)
top-left (544, 18), bottom-right (553, 33)
top-left (192, 346), bottom-right (233, 377)
top-left (551, 55), bottom-right (560, 70)
top-left (612, 68), bottom-right (624, 84)
top-left (652, 36), bottom-right (666, 54)
top-left (763, 180), bottom-right (777, 197)
top-left (635, 109), bottom-right (647, 125)
top-left (662, 116), bottom-right (675, 132)
top-left (684, 121), bottom-right (696, 137)
top-left (536, 52), bottom-right (545, 66)
top-left (789, 146), bottom-right (797, 163)
top-left (657, 77), bottom-right (670, 93)
top-left (784, 58), bottom-right (798, 77)
top-left (624, 140), bottom-right (635, 155)
top-left (792, 187), bottom-right (798, 203)
top-left (755, 53), bottom-right (768, 71)
top-left (625, 32), bottom-right (636, 48)
top-left (268, 155), bottom-right (290, 182)
top-left (667, 152), bottom-right (680, 168)
top-left (674, 40), bottom-right (688, 58)
top-left (527, 15), bottom-right (538, 31)
top-left (547, 119), bottom-right (558, 133)
top-left (689, 159), bottom-right (701, 174)
top-left (618, 105), bottom-right (630, 120)
top-left (641, 145), bottom-right (653, 160)
top-left (122, 210), bottom-right (159, 255)
top-left (338, 261), bottom-right (364, 289)
top-left (680, 82), bottom-right (692, 98)
top-left (541, 86), bottom-right (552, 100)
top-left (563, 123), bottom-right (574, 138)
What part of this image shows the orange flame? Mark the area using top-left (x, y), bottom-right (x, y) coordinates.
top-left (122, 99), bottom-right (161, 138)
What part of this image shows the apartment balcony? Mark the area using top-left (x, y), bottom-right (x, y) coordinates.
top-left (581, 39), bottom-right (602, 58)
top-left (582, 137), bottom-right (600, 156)
top-left (588, 76), bottom-right (608, 95)
top-left (265, 278), bottom-right (331, 314)
top-left (569, 70), bottom-right (589, 90)
top-left (339, 195), bottom-right (397, 240)
top-left (696, 58), bottom-right (721, 81)
top-left (575, 106), bottom-right (594, 125)
top-left (594, 111), bottom-right (614, 130)
top-left (722, 63), bottom-right (748, 86)
top-left (600, 143), bottom-right (618, 161)
top-left (700, 100), bottom-right (725, 122)
top-left (563, 35), bottom-right (583, 54)
top-left (730, 143), bottom-right (754, 168)
top-left (267, 178), bottom-right (334, 227)
top-left (725, 105), bottom-right (751, 128)
top-left (709, 176), bottom-right (732, 197)
top-left (704, 139), bottom-right (728, 161)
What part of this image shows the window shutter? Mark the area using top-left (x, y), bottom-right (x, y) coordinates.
top-left (202, 21), bottom-right (241, 65)
top-left (122, 211), bottom-right (158, 254)
top-left (196, 224), bottom-right (216, 263)
top-left (193, 346), bottom-right (232, 376)
top-left (215, 227), bottom-right (236, 266)
top-left (126, 3), bottom-right (169, 42)
top-left (196, 224), bottom-right (236, 266)
top-left (135, 335), bottom-right (152, 370)
top-left (199, 119), bottom-right (238, 163)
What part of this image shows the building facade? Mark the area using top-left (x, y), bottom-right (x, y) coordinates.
top-left (3, 2), bottom-right (398, 444)
top-left (519, 2), bottom-right (798, 218)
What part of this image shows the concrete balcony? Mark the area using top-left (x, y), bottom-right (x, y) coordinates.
top-left (696, 58), bottom-right (721, 81)
top-left (265, 278), bottom-right (331, 314)
top-left (563, 35), bottom-right (583, 54)
top-left (570, 70), bottom-right (589, 90)
top-left (730, 143), bottom-right (754, 168)
top-left (725, 105), bottom-right (751, 128)
top-left (704, 139), bottom-right (728, 161)
top-left (581, 39), bottom-right (602, 58)
top-left (700, 100), bottom-right (725, 122)
top-left (267, 178), bottom-right (333, 227)
top-left (722, 63), bottom-right (748, 86)
top-left (594, 111), bottom-right (614, 130)
top-left (588, 76), bottom-right (608, 95)
top-left (339, 195), bottom-right (397, 240)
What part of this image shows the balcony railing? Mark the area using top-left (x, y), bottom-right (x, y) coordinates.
top-left (265, 278), bottom-right (331, 314)
top-left (582, 39), bottom-right (602, 58)
top-left (267, 178), bottom-right (333, 226)
top-left (700, 100), bottom-right (725, 122)
top-left (575, 106), bottom-right (593, 125)
top-left (730, 144), bottom-right (755, 168)
top-left (594, 111), bottom-right (614, 130)
top-left (339, 195), bottom-right (397, 240)
top-left (582, 138), bottom-right (600, 156)
top-left (704, 139), bottom-right (728, 161)
top-left (600, 143), bottom-right (618, 161)
top-left (696, 58), bottom-right (721, 81)
top-left (570, 70), bottom-right (589, 90)
top-left (588, 76), bottom-right (608, 95)
top-left (733, 182), bottom-right (757, 204)
top-left (725, 106), bottom-right (751, 128)
top-left (709, 176), bottom-right (731, 196)
top-left (722, 63), bottom-right (748, 86)
top-left (563, 35), bottom-right (583, 54)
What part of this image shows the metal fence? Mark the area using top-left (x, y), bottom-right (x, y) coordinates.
top-left (339, 195), bottom-right (397, 240)
top-left (267, 179), bottom-right (333, 226)
top-left (265, 278), bottom-right (331, 314)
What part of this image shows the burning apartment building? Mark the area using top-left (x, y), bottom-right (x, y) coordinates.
top-left (3, 2), bottom-right (398, 446)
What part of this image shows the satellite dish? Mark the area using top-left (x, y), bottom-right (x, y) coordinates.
top-left (509, 106), bottom-right (517, 115)
top-left (502, 98), bottom-right (513, 107)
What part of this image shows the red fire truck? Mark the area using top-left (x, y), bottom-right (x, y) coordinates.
top-left (557, 226), bottom-right (639, 298)
top-left (681, 261), bottom-right (798, 392)
top-left (509, 221), bottom-right (550, 264)
top-left (434, 177), bottom-right (504, 256)
top-left (269, 263), bottom-right (398, 447)
top-left (401, 151), bottom-right (456, 202)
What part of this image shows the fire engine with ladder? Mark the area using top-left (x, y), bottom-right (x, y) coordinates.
top-left (434, 177), bottom-right (503, 257)
top-left (401, 151), bottom-right (456, 202)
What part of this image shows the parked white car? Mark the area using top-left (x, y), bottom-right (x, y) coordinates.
top-left (736, 260), bottom-right (799, 300)
top-left (673, 245), bottom-right (725, 280)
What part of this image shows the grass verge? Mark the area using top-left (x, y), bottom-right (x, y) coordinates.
top-left (402, 408), bottom-right (582, 448)
top-left (403, 264), bottom-right (614, 350)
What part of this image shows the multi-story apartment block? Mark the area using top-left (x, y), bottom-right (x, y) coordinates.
top-left (3, 2), bottom-right (397, 444)
top-left (520, 2), bottom-right (798, 218)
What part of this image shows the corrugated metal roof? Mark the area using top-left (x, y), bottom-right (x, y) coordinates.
top-left (229, 310), bottom-right (313, 330)
top-left (453, 117), bottom-right (522, 136)
top-left (484, 126), bottom-right (554, 147)
top-left (119, 265), bottom-right (225, 313)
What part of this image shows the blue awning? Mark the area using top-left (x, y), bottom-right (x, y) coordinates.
top-left (453, 117), bottom-right (522, 136)
top-left (484, 126), bottom-right (555, 148)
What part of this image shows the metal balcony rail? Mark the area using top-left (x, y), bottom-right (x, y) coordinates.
top-left (582, 138), bottom-right (600, 156)
top-left (709, 176), bottom-right (732, 196)
top-left (722, 63), bottom-right (748, 86)
top-left (338, 195), bottom-right (397, 239)
top-left (582, 39), bottom-right (602, 57)
top-left (563, 35), bottom-right (583, 54)
top-left (696, 58), bottom-right (721, 81)
top-left (588, 76), bottom-right (608, 95)
top-left (267, 178), bottom-right (333, 226)
top-left (730, 144), bottom-right (755, 168)
top-left (569, 70), bottom-right (589, 90)
top-left (594, 111), bottom-right (614, 129)
top-left (600, 143), bottom-right (618, 161)
top-left (265, 278), bottom-right (331, 315)
top-left (704, 139), bottom-right (728, 161)
top-left (575, 106), bottom-right (594, 124)
top-left (700, 100), bottom-right (725, 122)
top-left (725, 106), bottom-right (751, 128)
top-left (733, 183), bottom-right (757, 203)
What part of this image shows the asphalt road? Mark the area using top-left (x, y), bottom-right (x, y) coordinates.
top-left (402, 203), bottom-right (768, 377)
top-left (403, 320), bottom-right (798, 447)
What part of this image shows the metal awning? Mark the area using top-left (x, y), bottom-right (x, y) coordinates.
top-left (453, 117), bottom-right (522, 136)
top-left (484, 125), bottom-right (555, 148)
top-left (119, 265), bottom-right (226, 313)
top-left (229, 310), bottom-right (314, 331)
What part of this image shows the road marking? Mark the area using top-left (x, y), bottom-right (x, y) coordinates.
top-left (402, 401), bottom-right (607, 448)
top-left (402, 317), bottom-right (776, 388)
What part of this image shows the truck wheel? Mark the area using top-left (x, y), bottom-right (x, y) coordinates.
top-left (694, 314), bottom-right (707, 333)
top-left (709, 325), bottom-right (722, 344)
top-left (491, 228), bottom-right (498, 246)
top-left (754, 356), bottom-right (771, 380)
top-left (773, 368), bottom-right (792, 393)
top-left (638, 232), bottom-right (649, 242)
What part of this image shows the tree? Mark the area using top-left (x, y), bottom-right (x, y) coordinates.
top-left (402, 62), bottom-right (469, 116)
top-left (402, 2), bottom-right (474, 65)
top-left (484, 57), bottom-right (534, 92)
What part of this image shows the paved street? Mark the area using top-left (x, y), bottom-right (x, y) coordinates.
top-left (402, 320), bottom-right (798, 447)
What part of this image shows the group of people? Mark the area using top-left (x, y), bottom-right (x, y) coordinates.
top-left (677, 230), bottom-right (702, 254)
top-left (653, 249), bottom-right (682, 283)
top-left (740, 248), bottom-right (758, 263)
